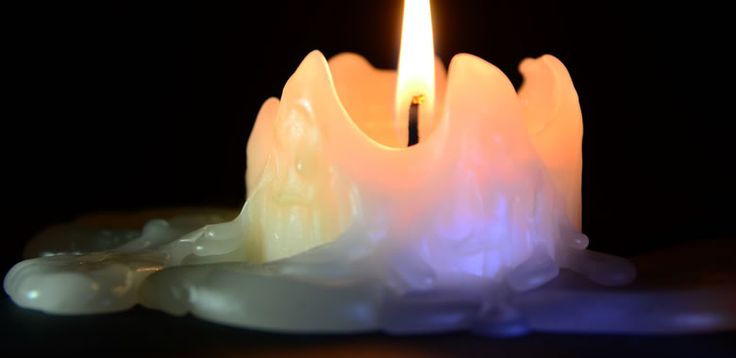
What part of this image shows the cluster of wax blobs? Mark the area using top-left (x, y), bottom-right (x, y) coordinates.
top-left (5, 51), bottom-right (733, 335)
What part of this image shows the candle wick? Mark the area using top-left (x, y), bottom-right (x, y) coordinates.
top-left (408, 95), bottom-right (424, 146)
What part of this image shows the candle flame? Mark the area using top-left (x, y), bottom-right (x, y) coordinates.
top-left (396, 0), bottom-right (435, 146)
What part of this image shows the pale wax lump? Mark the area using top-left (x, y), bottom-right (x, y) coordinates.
top-left (5, 52), bottom-right (734, 335)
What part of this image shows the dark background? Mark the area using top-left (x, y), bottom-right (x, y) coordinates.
top-left (3, 0), bottom-right (734, 355)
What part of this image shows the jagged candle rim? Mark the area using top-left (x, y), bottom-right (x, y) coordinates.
top-left (268, 50), bottom-right (528, 154)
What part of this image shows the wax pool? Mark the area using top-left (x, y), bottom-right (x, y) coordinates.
top-left (5, 51), bottom-right (734, 335)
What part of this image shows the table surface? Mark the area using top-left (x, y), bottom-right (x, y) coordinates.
top-left (2, 236), bottom-right (735, 356)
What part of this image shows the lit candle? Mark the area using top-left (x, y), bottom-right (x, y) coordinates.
top-left (7, 0), bottom-right (733, 335)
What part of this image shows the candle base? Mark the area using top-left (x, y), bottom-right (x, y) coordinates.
top-left (5, 208), bottom-right (736, 335)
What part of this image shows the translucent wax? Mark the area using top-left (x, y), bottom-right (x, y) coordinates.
top-left (8, 51), bottom-right (732, 335)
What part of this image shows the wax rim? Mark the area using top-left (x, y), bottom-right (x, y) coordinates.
top-left (292, 50), bottom-right (523, 156)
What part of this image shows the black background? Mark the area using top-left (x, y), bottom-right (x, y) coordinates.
top-left (3, 0), bottom-right (735, 355)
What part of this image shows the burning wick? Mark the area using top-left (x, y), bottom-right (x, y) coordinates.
top-left (408, 95), bottom-right (424, 146)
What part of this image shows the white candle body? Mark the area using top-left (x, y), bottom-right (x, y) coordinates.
top-left (5, 51), bottom-right (653, 334)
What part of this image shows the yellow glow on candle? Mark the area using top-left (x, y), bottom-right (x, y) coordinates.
top-left (395, 0), bottom-right (436, 145)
